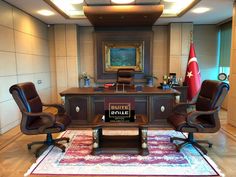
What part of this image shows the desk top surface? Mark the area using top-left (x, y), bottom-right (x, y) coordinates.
top-left (60, 86), bottom-right (180, 96)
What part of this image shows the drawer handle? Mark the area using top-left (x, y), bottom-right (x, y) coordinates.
top-left (75, 106), bottom-right (80, 112)
top-left (161, 106), bottom-right (165, 112)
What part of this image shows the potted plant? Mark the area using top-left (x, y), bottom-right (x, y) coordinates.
top-left (80, 72), bottom-right (91, 87)
top-left (145, 74), bottom-right (157, 87)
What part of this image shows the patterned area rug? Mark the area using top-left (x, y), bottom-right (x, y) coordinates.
top-left (25, 130), bottom-right (223, 176)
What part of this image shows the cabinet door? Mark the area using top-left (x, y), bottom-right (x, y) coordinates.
top-left (151, 95), bottom-right (174, 126)
top-left (135, 96), bottom-right (148, 116)
top-left (92, 96), bottom-right (104, 117)
top-left (66, 96), bottom-right (88, 123)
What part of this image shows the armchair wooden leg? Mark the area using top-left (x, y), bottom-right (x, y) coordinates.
top-left (176, 141), bottom-right (189, 152)
top-left (54, 142), bottom-right (66, 152)
top-left (196, 140), bottom-right (213, 148)
top-left (192, 142), bottom-right (208, 154)
top-left (170, 133), bottom-right (212, 154)
top-left (170, 137), bottom-right (186, 143)
top-left (54, 137), bottom-right (70, 143)
top-left (27, 141), bottom-right (45, 150)
top-left (28, 133), bottom-right (70, 158)
top-left (35, 144), bottom-right (50, 158)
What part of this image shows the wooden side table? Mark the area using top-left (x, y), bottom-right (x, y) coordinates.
top-left (91, 114), bottom-right (149, 156)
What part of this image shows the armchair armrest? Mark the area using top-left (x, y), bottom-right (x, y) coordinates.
top-left (186, 107), bottom-right (220, 131)
top-left (23, 111), bottom-right (56, 133)
top-left (173, 102), bottom-right (195, 112)
top-left (43, 103), bottom-right (65, 115)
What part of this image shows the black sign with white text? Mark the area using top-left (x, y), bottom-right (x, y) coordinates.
top-left (104, 98), bottom-right (135, 122)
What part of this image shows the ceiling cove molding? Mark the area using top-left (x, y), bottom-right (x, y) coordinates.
top-left (177, 0), bottom-right (201, 17)
top-left (83, 5), bottom-right (164, 27)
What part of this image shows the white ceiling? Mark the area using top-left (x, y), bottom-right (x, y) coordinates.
top-left (3, 0), bottom-right (234, 26)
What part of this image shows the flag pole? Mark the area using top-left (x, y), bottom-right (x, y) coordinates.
top-left (185, 30), bottom-right (201, 101)
top-left (190, 30), bottom-right (193, 44)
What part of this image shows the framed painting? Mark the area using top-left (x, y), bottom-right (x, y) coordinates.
top-left (103, 42), bottom-right (144, 72)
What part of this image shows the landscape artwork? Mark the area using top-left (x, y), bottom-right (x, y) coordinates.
top-left (110, 48), bottom-right (136, 66)
top-left (104, 42), bottom-right (144, 72)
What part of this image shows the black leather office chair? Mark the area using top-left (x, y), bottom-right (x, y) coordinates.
top-left (9, 82), bottom-right (71, 157)
top-left (168, 80), bottom-right (229, 154)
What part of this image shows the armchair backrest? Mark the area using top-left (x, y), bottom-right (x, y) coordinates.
top-left (117, 68), bottom-right (135, 84)
top-left (9, 82), bottom-right (43, 133)
top-left (195, 80), bottom-right (229, 129)
top-left (196, 80), bottom-right (229, 111)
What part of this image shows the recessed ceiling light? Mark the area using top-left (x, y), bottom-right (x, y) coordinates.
top-left (111, 0), bottom-right (135, 4)
top-left (47, 0), bottom-right (85, 18)
top-left (192, 7), bottom-right (211, 14)
top-left (37, 9), bottom-right (54, 16)
top-left (163, 0), bottom-right (195, 15)
top-left (68, 0), bottom-right (84, 4)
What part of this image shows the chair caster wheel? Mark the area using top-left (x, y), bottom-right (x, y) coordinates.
top-left (176, 147), bottom-right (180, 152)
top-left (61, 146), bottom-right (66, 152)
top-left (209, 144), bottom-right (213, 148)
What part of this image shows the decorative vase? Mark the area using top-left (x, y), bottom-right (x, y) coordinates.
top-left (84, 79), bottom-right (90, 87)
top-left (146, 78), bottom-right (153, 87)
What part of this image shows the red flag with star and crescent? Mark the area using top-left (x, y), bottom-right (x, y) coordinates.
top-left (185, 43), bottom-right (201, 101)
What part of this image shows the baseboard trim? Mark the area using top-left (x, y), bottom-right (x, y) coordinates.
top-left (0, 119), bottom-right (20, 134)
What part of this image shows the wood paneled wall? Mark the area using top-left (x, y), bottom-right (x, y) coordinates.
top-left (168, 23), bottom-right (193, 79)
top-left (0, 1), bottom-right (52, 134)
top-left (228, 1), bottom-right (236, 126)
top-left (53, 25), bottom-right (79, 101)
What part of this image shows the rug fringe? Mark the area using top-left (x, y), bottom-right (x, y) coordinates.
top-left (203, 153), bottom-right (225, 177)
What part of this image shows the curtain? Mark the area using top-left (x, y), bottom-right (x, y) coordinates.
top-left (219, 21), bottom-right (232, 67)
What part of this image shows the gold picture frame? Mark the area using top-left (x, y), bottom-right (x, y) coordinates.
top-left (103, 42), bottom-right (144, 72)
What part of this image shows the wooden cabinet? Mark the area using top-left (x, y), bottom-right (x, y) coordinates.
top-left (66, 96), bottom-right (89, 125)
top-left (61, 87), bottom-right (178, 128)
top-left (150, 95), bottom-right (174, 126)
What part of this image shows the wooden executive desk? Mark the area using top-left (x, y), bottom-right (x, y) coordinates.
top-left (60, 86), bottom-right (180, 127)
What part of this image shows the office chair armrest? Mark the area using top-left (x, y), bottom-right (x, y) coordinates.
top-left (186, 108), bottom-right (220, 131)
top-left (173, 102), bottom-right (195, 112)
top-left (43, 103), bottom-right (65, 114)
top-left (23, 111), bottom-right (56, 133)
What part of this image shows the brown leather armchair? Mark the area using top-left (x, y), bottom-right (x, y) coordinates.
top-left (9, 82), bottom-right (71, 157)
top-left (168, 80), bottom-right (229, 154)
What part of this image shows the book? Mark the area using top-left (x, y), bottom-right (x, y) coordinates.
top-left (104, 83), bottom-right (115, 88)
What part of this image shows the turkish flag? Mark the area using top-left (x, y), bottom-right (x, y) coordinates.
top-left (184, 43), bottom-right (201, 101)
